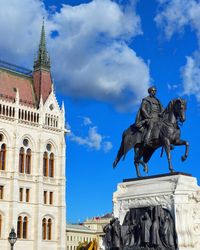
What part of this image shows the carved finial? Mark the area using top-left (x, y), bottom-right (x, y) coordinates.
top-left (39, 94), bottom-right (43, 109)
top-left (15, 88), bottom-right (19, 104)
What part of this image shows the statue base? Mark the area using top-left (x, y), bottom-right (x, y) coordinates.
top-left (113, 172), bottom-right (200, 250)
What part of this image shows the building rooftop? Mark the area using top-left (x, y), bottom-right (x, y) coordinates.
top-left (0, 66), bottom-right (36, 107)
top-left (84, 213), bottom-right (112, 223)
top-left (0, 59), bottom-right (32, 76)
top-left (66, 224), bottom-right (96, 233)
top-left (0, 22), bottom-right (53, 108)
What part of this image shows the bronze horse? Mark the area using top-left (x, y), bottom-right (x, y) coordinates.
top-left (113, 98), bottom-right (189, 177)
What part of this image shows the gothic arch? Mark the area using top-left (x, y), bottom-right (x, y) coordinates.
top-left (19, 134), bottom-right (36, 151)
top-left (42, 214), bottom-right (55, 221)
top-left (18, 211), bottom-right (31, 218)
top-left (0, 210), bottom-right (5, 216)
top-left (44, 139), bottom-right (58, 155)
top-left (0, 129), bottom-right (11, 146)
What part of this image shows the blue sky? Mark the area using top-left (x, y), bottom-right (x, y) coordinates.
top-left (0, 0), bottom-right (200, 223)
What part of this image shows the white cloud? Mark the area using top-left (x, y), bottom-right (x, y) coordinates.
top-left (82, 117), bottom-right (92, 126)
top-left (155, 0), bottom-right (200, 102)
top-left (0, 0), bottom-right (46, 64)
top-left (103, 141), bottom-right (113, 153)
top-left (167, 83), bottom-right (179, 90)
top-left (181, 53), bottom-right (200, 101)
top-left (69, 126), bottom-right (113, 152)
top-left (66, 122), bottom-right (71, 131)
top-left (0, 0), bottom-right (150, 111)
top-left (155, 0), bottom-right (192, 39)
top-left (49, 0), bottom-right (149, 111)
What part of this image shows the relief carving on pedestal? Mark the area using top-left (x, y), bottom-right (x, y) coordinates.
top-left (104, 205), bottom-right (177, 250)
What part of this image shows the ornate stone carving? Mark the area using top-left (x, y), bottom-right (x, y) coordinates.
top-left (104, 206), bottom-right (177, 250)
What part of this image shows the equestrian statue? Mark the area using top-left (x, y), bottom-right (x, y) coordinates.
top-left (113, 86), bottom-right (189, 178)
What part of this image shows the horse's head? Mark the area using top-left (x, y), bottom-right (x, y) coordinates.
top-left (173, 98), bottom-right (187, 123)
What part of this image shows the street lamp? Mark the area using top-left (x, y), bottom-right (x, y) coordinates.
top-left (8, 227), bottom-right (17, 250)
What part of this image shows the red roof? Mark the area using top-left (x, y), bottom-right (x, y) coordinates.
top-left (0, 68), bottom-right (36, 107)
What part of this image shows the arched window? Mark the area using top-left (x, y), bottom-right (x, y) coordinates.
top-left (23, 217), bottom-right (28, 239)
top-left (42, 217), bottom-right (53, 240)
top-left (17, 216), bottom-right (22, 238)
top-left (0, 214), bottom-right (2, 238)
top-left (43, 152), bottom-right (48, 177)
top-left (47, 218), bottom-right (52, 240)
top-left (49, 153), bottom-right (54, 178)
top-left (19, 147), bottom-right (25, 173)
top-left (17, 215), bottom-right (28, 239)
top-left (42, 218), bottom-right (47, 240)
top-left (25, 149), bottom-right (31, 174)
top-left (0, 144), bottom-right (6, 170)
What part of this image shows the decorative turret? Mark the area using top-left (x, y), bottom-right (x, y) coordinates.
top-left (33, 20), bottom-right (52, 107)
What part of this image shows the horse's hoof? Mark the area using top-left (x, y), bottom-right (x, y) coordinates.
top-left (181, 156), bottom-right (186, 162)
top-left (144, 166), bottom-right (148, 173)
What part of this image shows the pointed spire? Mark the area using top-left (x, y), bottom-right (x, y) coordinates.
top-left (62, 101), bottom-right (65, 114)
top-left (34, 18), bottom-right (50, 70)
top-left (52, 79), bottom-right (55, 93)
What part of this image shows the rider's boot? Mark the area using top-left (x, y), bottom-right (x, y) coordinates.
top-left (144, 130), bottom-right (151, 146)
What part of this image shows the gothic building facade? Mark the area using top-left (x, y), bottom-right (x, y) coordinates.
top-left (0, 23), bottom-right (66, 250)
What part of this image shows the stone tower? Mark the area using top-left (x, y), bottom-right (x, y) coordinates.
top-left (0, 22), bottom-right (66, 250)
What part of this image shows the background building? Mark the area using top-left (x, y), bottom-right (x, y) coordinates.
top-left (66, 224), bottom-right (97, 250)
top-left (66, 214), bottom-right (112, 250)
top-left (0, 23), bottom-right (66, 250)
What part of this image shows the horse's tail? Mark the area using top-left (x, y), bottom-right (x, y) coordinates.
top-left (113, 125), bottom-right (137, 168)
top-left (113, 130), bottom-right (126, 168)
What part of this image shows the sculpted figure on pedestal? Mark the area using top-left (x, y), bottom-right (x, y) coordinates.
top-left (103, 222), bottom-right (113, 249)
top-left (103, 206), bottom-right (177, 250)
top-left (121, 211), bottom-right (136, 248)
top-left (103, 218), bottom-right (121, 250)
top-left (112, 218), bottom-right (121, 248)
top-left (160, 215), bottom-right (175, 249)
top-left (139, 212), bottom-right (152, 247)
top-left (113, 87), bottom-right (189, 177)
top-left (135, 86), bottom-right (164, 146)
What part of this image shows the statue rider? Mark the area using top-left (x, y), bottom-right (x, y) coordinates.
top-left (135, 86), bottom-right (164, 146)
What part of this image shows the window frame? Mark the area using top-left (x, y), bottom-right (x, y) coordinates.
top-left (26, 189), bottom-right (30, 202)
top-left (0, 144), bottom-right (6, 170)
top-left (19, 188), bottom-right (23, 202)
top-left (19, 147), bottom-right (25, 173)
top-left (0, 186), bottom-right (4, 199)
top-left (49, 192), bottom-right (53, 205)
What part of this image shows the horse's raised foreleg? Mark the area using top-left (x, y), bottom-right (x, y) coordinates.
top-left (163, 138), bottom-right (174, 173)
top-left (173, 139), bottom-right (189, 162)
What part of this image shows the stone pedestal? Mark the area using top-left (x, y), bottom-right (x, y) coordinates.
top-left (113, 173), bottom-right (200, 250)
